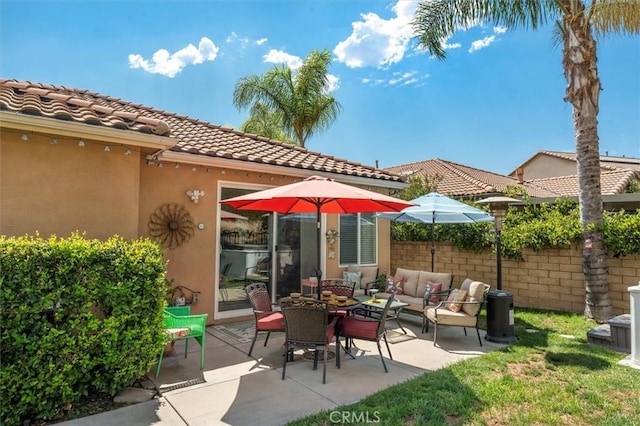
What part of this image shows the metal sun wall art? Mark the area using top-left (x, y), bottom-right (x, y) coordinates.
top-left (148, 203), bottom-right (195, 249)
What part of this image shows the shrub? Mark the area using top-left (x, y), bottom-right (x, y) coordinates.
top-left (0, 233), bottom-right (167, 425)
top-left (391, 198), bottom-right (640, 259)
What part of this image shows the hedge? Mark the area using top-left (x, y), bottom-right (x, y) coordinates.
top-left (0, 234), bottom-right (167, 425)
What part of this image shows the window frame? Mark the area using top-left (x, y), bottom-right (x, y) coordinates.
top-left (338, 212), bottom-right (377, 266)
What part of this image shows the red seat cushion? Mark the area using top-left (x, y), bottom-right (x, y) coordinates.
top-left (256, 312), bottom-right (284, 331)
top-left (341, 317), bottom-right (379, 340)
top-left (326, 324), bottom-right (335, 342)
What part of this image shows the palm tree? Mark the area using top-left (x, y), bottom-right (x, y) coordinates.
top-left (412, 0), bottom-right (640, 323)
top-left (233, 48), bottom-right (342, 148)
top-left (239, 103), bottom-right (295, 144)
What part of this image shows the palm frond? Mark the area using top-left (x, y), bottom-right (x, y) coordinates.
top-left (589, 0), bottom-right (640, 37)
top-left (412, 0), bottom-right (559, 59)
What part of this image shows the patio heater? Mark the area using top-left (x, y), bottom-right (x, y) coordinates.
top-left (477, 196), bottom-right (521, 344)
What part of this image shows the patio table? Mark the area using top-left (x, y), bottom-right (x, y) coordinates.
top-left (354, 295), bottom-right (409, 334)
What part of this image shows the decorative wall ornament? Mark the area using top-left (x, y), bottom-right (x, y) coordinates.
top-left (326, 228), bottom-right (339, 246)
top-left (148, 203), bottom-right (195, 249)
top-left (186, 190), bottom-right (205, 203)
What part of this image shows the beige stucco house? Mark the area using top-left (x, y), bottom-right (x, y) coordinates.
top-left (0, 79), bottom-right (407, 323)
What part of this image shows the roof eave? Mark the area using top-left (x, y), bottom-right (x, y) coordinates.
top-left (0, 111), bottom-right (176, 151)
top-left (162, 151), bottom-right (409, 190)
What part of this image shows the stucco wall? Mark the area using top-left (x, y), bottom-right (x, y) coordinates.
top-left (1, 130), bottom-right (139, 239)
top-left (391, 241), bottom-right (639, 316)
top-left (519, 155), bottom-right (577, 180)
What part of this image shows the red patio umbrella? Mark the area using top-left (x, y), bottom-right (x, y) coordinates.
top-left (220, 175), bottom-right (414, 296)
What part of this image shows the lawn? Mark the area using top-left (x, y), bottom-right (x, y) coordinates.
top-left (288, 308), bottom-right (640, 426)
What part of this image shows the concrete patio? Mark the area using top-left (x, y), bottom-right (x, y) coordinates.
top-left (59, 314), bottom-right (507, 426)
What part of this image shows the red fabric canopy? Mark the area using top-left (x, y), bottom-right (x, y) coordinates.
top-left (220, 175), bottom-right (413, 214)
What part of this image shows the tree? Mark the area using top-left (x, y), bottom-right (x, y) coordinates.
top-left (233, 48), bottom-right (342, 148)
top-left (412, 0), bottom-right (640, 322)
top-left (239, 103), bottom-right (295, 144)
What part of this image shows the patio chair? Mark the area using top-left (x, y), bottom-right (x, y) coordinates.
top-left (423, 280), bottom-right (490, 346)
top-left (320, 278), bottom-right (356, 297)
top-left (280, 298), bottom-right (340, 384)
top-left (320, 278), bottom-right (356, 319)
top-left (244, 282), bottom-right (284, 357)
top-left (156, 308), bottom-right (208, 377)
top-left (338, 291), bottom-right (396, 373)
top-left (219, 263), bottom-right (232, 301)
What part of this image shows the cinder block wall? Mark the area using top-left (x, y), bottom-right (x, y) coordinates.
top-left (390, 241), bottom-right (640, 316)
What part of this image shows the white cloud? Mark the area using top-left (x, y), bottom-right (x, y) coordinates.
top-left (128, 37), bottom-right (218, 78)
top-left (494, 25), bottom-right (507, 34)
top-left (263, 49), bottom-right (303, 69)
top-left (256, 38), bottom-right (268, 45)
top-left (468, 35), bottom-right (496, 53)
top-left (325, 74), bottom-right (340, 93)
top-left (362, 70), bottom-right (428, 87)
top-left (333, 0), bottom-right (419, 68)
top-left (226, 32), bottom-right (250, 49)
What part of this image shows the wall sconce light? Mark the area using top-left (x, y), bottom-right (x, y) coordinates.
top-left (186, 190), bottom-right (205, 203)
top-left (104, 145), bottom-right (110, 152)
top-left (124, 149), bottom-right (132, 156)
top-left (21, 134), bottom-right (29, 141)
top-left (78, 140), bottom-right (85, 147)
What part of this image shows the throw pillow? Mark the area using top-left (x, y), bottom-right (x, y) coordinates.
top-left (385, 274), bottom-right (405, 295)
top-left (444, 289), bottom-right (468, 313)
top-left (342, 271), bottom-right (362, 290)
top-left (426, 281), bottom-right (442, 304)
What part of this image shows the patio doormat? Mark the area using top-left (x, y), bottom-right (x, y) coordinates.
top-left (386, 329), bottom-right (417, 344)
top-left (212, 321), bottom-right (263, 343)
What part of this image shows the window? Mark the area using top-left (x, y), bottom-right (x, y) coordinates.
top-left (339, 213), bottom-right (377, 265)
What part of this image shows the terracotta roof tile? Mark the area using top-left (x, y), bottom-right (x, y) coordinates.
top-left (510, 150), bottom-right (640, 175)
top-left (528, 169), bottom-right (640, 196)
top-left (0, 79), bottom-right (401, 183)
top-left (384, 158), bottom-right (558, 197)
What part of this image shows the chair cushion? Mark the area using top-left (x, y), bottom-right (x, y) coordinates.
top-left (460, 279), bottom-right (486, 317)
top-left (341, 317), bottom-right (379, 340)
top-left (256, 312), bottom-right (284, 331)
top-left (343, 271), bottom-right (362, 289)
top-left (444, 289), bottom-right (468, 313)
top-left (425, 307), bottom-right (477, 327)
top-left (417, 271), bottom-right (453, 294)
top-left (166, 327), bottom-right (191, 339)
top-left (395, 268), bottom-right (419, 296)
top-left (326, 324), bottom-right (335, 342)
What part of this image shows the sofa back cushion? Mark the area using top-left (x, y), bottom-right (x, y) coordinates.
top-left (394, 268), bottom-right (420, 296)
top-left (417, 271), bottom-right (453, 297)
top-left (460, 278), bottom-right (488, 317)
top-left (346, 265), bottom-right (379, 287)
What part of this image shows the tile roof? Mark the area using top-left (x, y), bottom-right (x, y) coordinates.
top-left (527, 169), bottom-right (640, 196)
top-left (0, 79), bottom-right (402, 183)
top-left (511, 150), bottom-right (640, 174)
top-left (383, 158), bottom-right (558, 197)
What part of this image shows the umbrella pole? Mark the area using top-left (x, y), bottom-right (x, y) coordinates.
top-left (315, 203), bottom-right (322, 298)
top-left (431, 216), bottom-right (435, 272)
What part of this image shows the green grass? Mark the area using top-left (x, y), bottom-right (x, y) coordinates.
top-left (288, 309), bottom-right (640, 425)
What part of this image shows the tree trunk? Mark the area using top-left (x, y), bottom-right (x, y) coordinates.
top-left (562, 2), bottom-right (611, 322)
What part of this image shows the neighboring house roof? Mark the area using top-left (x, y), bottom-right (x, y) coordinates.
top-left (528, 169), bottom-right (640, 196)
top-left (510, 150), bottom-right (640, 175)
top-left (0, 79), bottom-right (403, 184)
top-left (383, 158), bottom-right (558, 197)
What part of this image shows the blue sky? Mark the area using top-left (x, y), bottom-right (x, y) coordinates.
top-left (2, 0), bottom-right (639, 175)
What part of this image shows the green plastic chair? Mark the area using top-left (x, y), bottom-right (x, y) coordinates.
top-left (156, 307), bottom-right (208, 377)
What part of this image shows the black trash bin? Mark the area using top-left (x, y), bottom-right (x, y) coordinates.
top-left (485, 290), bottom-right (517, 343)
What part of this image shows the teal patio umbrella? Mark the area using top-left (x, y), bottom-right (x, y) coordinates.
top-left (377, 192), bottom-right (494, 271)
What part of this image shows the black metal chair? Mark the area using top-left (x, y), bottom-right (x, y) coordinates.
top-left (280, 298), bottom-right (340, 384)
top-left (338, 291), bottom-right (396, 373)
top-left (244, 282), bottom-right (284, 357)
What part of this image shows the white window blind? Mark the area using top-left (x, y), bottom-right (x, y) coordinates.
top-left (339, 213), bottom-right (377, 265)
